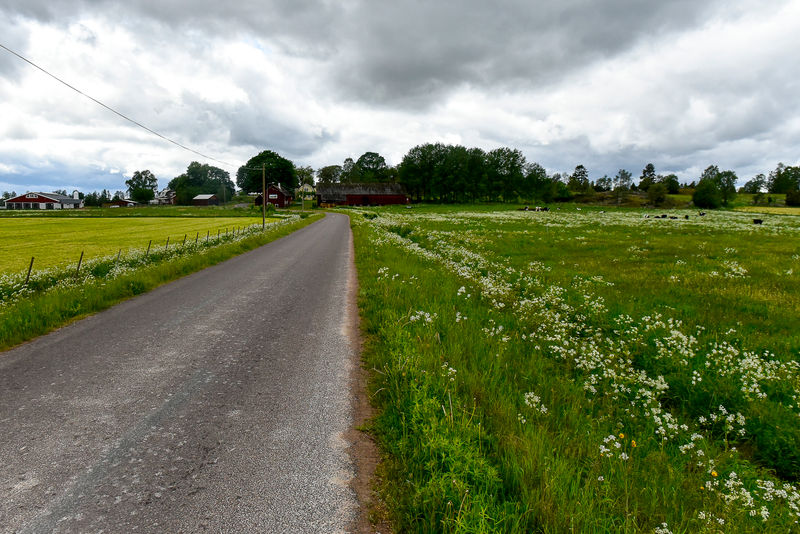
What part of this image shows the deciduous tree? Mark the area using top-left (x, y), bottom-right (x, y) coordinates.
top-left (236, 150), bottom-right (296, 194)
top-left (125, 170), bottom-right (158, 203)
top-left (172, 162), bottom-right (234, 205)
top-left (638, 163), bottom-right (657, 191)
top-left (316, 165), bottom-right (342, 185)
top-left (567, 165), bottom-right (590, 193)
top-left (355, 152), bottom-right (389, 183)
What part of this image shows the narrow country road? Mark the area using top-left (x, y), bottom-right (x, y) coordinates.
top-left (0, 213), bottom-right (362, 533)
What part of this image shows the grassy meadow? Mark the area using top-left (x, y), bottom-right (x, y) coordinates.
top-left (351, 206), bottom-right (800, 532)
top-left (0, 216), bottom-right (277, 273)
top-left (736, 206), bottom-right (800, 216)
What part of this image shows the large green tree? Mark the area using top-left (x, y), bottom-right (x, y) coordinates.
top-left (398, 143), bottom-right (444, 201)
top-left (125, 170), bottom-right (158, 203)
top-left (767, 163), bottom-right (800, 194)
top-left (236, 150), bottom-right (296, 193)
top-left (567, 164), bottom-right (590, 193)
top-left (316, 165), bottom-right (342, 185)
top-left (659, 173), bottom-right (680, 194)
top-left (715, 169), bottom-right (738, 206)
top-left (693, 178), bottom-right (722, 209)
top-left (296, 165), bottom-right (315, 187)
top-left (170, 162), bottom-right (234, 205)
top-left (486, 148), bottom-right (526, 201)
top-left (355, 152), bottom-right (389, 183)
top-left (340, 157), bottom-right (360, 183)
top-left (638, 163), bottom-right (657, 191)
top-left (741, 174), bottom-right (766, 194)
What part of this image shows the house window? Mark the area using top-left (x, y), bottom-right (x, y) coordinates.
top-left (26, 193), bottom-right (37, 198)
top-left (23, 203), bottom-right (31, 209)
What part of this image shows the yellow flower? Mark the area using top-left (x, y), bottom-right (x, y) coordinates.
top-left (631, 440), bottom-right (637, 448)
top-left (619, 433), bottom-right (625, 439)
top-left (711, 470), bottom-right (718, 477)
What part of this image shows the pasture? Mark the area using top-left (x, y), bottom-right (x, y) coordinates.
top-left (736, 205), bottom-right (800, 216)
top-left (0, 217), bottom-right (276, 273)
top-left (352, 206), bottom-right (800, 532)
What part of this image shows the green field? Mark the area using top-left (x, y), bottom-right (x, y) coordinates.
top-left (351, 206), bottom-right (800, 532)
top-left (0, 217), bottom-right (278, 273)
top-left (736, 205), bottom-right (800, 216)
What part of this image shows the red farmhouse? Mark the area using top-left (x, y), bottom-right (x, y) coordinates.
top-left (254, 184), bottom-right (293, 208)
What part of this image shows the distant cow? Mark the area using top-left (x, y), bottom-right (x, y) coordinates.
top-left (698, 212), bottom-right (706, 216)
top-left (685, 215), bottom-right (690, 220)
top-left (753, 219), bottom-right (763, 225)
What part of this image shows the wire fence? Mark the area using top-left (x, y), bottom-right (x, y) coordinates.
top-left (1, 217), bottom-right (300, 306)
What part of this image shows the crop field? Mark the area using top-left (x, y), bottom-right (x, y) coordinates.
top-left (351, 206), bottom-right (800, 532)
top-left (0, 217), bottom-right (278, 273)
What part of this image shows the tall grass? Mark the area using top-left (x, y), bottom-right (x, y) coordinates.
top-left (0, 214), bottom-right (319, 350)
top-left (351, 206), bottom-right (800, 533)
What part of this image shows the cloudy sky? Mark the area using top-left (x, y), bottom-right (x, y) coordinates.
top-left (1, 0), bottom-right (799, 194)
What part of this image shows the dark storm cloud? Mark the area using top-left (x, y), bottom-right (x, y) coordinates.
top-left (329, 0), bottom-right (720, 107)
top-left (2, 0), bottom-right (722, 108)
top-left (0, 0), bottom-right (339, 55)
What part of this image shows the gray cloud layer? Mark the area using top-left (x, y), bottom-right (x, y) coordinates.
top-left (2, 0), bottom-right (723, 107)
top-left (1, 0), bottom-right (798, 190)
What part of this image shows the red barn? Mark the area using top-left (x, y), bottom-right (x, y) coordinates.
top-left (254, 184), bottom-right (293, 208)
top-left (316, 183), bottom-right (408, 206)
top-left (192, 194), bottom-right (219, 206)
top-left (4, 192), bottom-right (83, 210)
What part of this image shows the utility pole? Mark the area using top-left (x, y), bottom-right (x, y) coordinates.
top-left (262, 163), bottom-right (266, 231)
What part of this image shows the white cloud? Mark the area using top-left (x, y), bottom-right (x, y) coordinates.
top-left (1, 0), bottom-right (799, 192)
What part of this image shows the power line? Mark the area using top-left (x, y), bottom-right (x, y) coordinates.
top-left (0, 42), bottom-right (237, 169)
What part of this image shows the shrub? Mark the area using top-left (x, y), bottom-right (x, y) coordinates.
top-left (647, 183), bottom-right (668, 206)
top-left (692, 179), bottom-right (722, 209)
top-left (786, 189), bottom-right (800, 207)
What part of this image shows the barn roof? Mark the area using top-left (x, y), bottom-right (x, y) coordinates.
top-left (316, 183), bottom-right (406, 195)
top-left (193, 194), bottom-right (217, 200)
top-left (316, 183), bottom-right (407, 200)
top-left (7, 192), bottom-right (81, 204)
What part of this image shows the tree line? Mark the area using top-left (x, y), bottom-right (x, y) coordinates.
top-left (11, 144), bottom-right (798, 208)
top-left (316, 143), bottom-right (800, 208)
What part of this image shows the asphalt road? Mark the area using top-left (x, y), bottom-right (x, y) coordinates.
top-left (0, 213), bottom-right (361, 533)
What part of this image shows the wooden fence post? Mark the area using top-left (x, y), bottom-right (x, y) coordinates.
top-left (164, 236), bottom-right (170, 251)
top-left (116, 249), bottom-right (121, 263)
top-left (75, 251), bottom-right (84, 276)
top-left (195, 232), bottom-right (199, 245)
top-left (25, 256), bottom-right (34, 285)
top-left (182, 234), bottom-right (187, 247)
top-left (146, 240), bottom-right (152, 258)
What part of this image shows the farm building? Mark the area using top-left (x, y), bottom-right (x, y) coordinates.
top-left (4, 191), bottom-right (84, 210)
top-left (316, 183), bottom-right (409, 206)
top-left (254, 184), bottom-right (293, 208)
top-left (192, 194), bottom-right (219, 206)
top-left (103, 199), bottom-right (138, 208)
top-left (296, 183), bottom-right (316, 199)
top-left (151, 188), bottom-right (176, 205)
